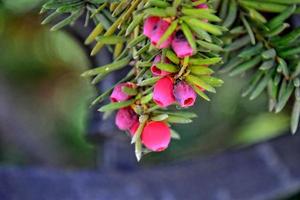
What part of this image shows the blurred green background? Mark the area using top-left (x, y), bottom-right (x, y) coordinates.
top-left (0, 0), bottom-right (95, 167)
top-left (0, 0), bottom-right (299, 199)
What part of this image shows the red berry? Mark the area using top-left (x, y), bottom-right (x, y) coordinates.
top-left (141, 121), bottom-right (171, 152)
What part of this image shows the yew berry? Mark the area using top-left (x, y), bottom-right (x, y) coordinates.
top-left (143, 17), bottom-right (173, 49)
top-left (141, 121), bottom-right (171, 152)
top-left (151, 55), bottom-right (172, 76)
top-left (173, 81), bottom-right (197, 108)
top-left (110, 83), bottom-right (134, 102)
top-left (153, 76), bottom-right (176, 107)
top-left (172, 32), bottom-right (193, 58)
top-left (143, 16), bottom-right (160, 38)
top-left (115, 107), bottom-right (138, 131)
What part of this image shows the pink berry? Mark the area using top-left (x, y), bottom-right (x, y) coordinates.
top-left (149, 19), bottom-right (173, 49)
top-left (141, 121), bottom-right (171, 152)
top-left (110, 83), bottom-right (134, 102)
top-left (143, 16), bottom-right (160, 38)
top-left (172, 32), bottom-right (194, 58)
top-left (151, 55), bottom-right (172, 76)
top-left (153, 76), bottom-right (176, 107)
top-left (115, 107), bottom-right (138, 131)
top-left (173, 81), bottom-right (197, 108)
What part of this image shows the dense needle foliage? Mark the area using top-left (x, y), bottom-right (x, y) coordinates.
top-left (41, 0), bottom-right (300, 160)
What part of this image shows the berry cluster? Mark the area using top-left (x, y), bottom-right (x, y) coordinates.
top-left (41, 0), bottom-right (300, 161)
top-left (100, 1), bottom-right (225, 160)
top-left (42, 0), bottom-right (227, 160)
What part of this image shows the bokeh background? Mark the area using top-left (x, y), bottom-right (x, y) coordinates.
top-left (0, 0), bottom-right (298, 199)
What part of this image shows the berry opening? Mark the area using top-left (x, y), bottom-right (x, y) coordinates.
top-left (184, 98), bottom-right (194, 106)
top-left (151, 66), bottom-right (162, 75)
top-left (111, 97), bottom-right (117, 102)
